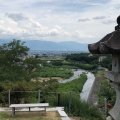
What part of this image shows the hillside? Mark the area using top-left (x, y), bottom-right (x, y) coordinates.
top-left (0, 40), bottom-right (88, 52)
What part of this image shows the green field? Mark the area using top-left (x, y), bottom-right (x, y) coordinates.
top-left (37, 66), bottom-right (73, 79)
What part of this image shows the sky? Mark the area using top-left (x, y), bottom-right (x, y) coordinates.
top-left (0, 0), bottom-right (119, 44)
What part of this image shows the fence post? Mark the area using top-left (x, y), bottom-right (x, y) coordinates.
top-left (104, 98), bottom-right (107, 115)
top-left (38, 90), bottom-right (41, 103)
top-left (58, 93), bottom-right (61, 106)
top-left (69, 92), bottom-right (72, 116)
top-left (8, 90), bottom-right (10, 106)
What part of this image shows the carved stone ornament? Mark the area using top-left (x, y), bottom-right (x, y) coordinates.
top-left (88, 15), bottom-right (120, 120)
top-left (88, 15), bottom-right (120, 54)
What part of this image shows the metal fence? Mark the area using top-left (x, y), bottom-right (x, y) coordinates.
top-left (8, 90), bottom-right (41, 105)
top-left (0, 90), bottom-right (107, 115)
top-left (0, 90), bottom-right (77, 115)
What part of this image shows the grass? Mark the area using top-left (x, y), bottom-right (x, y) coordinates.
top-left (45, 72), bottom-right (103, 120)
top-left (58, 73), bottom-right (87, 93)
top-left (0, 111), bottom-right (61, 120)
top-left (46, 93), bottom-right (103, 120)
top-left (38, 66), bottom-right (73, 79)
top-left (95, 70), bottom-right (105, 77)
top-left (40, 55), bottom-right (65, 60)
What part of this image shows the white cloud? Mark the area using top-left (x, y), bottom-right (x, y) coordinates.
top-left (0, 13), bottom-right (71, 41)
top-left (93, 16), bottom-right (107, 20)
top-left (0, 0), bottom-right (119, 43)
top-left (6, 13), bottom-right (28, 21)
top-left (48, 29), bottom-right (59, 36)
top-left (78, 18), bottom-right (90, 22)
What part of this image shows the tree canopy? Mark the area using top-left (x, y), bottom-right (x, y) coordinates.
top-left (65, 53), bottom-right (112, 70)
top-left (0, 39), bottom-right (40, 81)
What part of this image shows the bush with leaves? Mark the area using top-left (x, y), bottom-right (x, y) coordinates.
top-left (46, 93), bottom-right (102, 120)
top-left (98, 79), bottom-right (116, 107)
top-left (0, 81), bottom-right (37, 104)
top-left (0, 39), bottom-right (41, 81)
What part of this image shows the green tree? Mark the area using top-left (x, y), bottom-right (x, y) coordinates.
top-left (0, 39), bottom-right (29, 66)
top-left (24, 57), bottom-right (41, 78)
top-left (0, 39), bottom-right (40, 81)
top-left (99, 55), bottom-right (112, 70)
top-left (0, 81), bottom-right (36, 104)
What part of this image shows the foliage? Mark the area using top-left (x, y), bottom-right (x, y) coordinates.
top-left (0, 81), bottom-right (36, 104)
top-left (0, 39), bottom-right (41, 81)
top-left (98, 78), bottom-right (116, 106)
top-left (24, 57), bottom-right (41, 78)
top-left (45, 74), bottom-right (102, 119)
top-left (46, 93), bottom-right (102, 120)
top-left (99, 55), bottom-right (112, 70)
top-left (0, 39), bottom-right (29, 64)
top-left (34, 79), bottom-right (59, 103)
top-left (58, 74), bottom-right (87, 93)
top-left (65, 53), bottom-right (99, 70)
top-left (77, 63), bottom-right (97, 70)
top-left (0, 40), bottom-right (106, 119)
top-left (0, 78), bottom-right (59, 105)
top-left (62, 62), bottom-right (97, 70)
top-left (51, 61), bottom-right (63, 66)
top-left (37, 65), bottom-right (73, 79)
top-left (65, 53), bottom-right (112, 70)
top-left (66, 53), bottom-right (99, 64)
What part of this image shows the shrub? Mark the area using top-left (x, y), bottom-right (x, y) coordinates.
top-left (46, 93), bottom-right (102, 120)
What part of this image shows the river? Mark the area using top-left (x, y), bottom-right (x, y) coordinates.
top-left (59, 69), bottom-right (87, 83)
top-left (80, 72), bottom-right (95, 101)
top-left (59, 69), bottom-right (95, 101)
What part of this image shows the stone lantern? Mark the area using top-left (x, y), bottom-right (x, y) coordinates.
top-left (88, 15), bottom-right (120, 120)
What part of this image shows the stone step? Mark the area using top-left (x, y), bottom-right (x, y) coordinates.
top-left (58, 110), bottom-right (70, 120)
top-left (58, 110), bottom-right (68, 117)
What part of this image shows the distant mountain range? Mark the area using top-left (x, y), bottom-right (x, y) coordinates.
top-left (0, 40), bottom-right (88, 52)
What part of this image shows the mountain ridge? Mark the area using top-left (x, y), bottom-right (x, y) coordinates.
top-left (0, 39), bottom-right (88, 52)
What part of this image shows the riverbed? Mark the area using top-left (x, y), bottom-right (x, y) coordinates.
top-left (59, 69), bottom-right (95, 101)
top-left (59, 69), bottom-right (86, 83)
top-left (80, 72), bottom-right (95, 101)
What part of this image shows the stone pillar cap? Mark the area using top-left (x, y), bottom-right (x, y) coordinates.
top-left (88, 15), bottom-right (120, 54)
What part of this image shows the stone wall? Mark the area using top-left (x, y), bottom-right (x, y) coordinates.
top-left (87, 76), bottom-right (100, 105)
